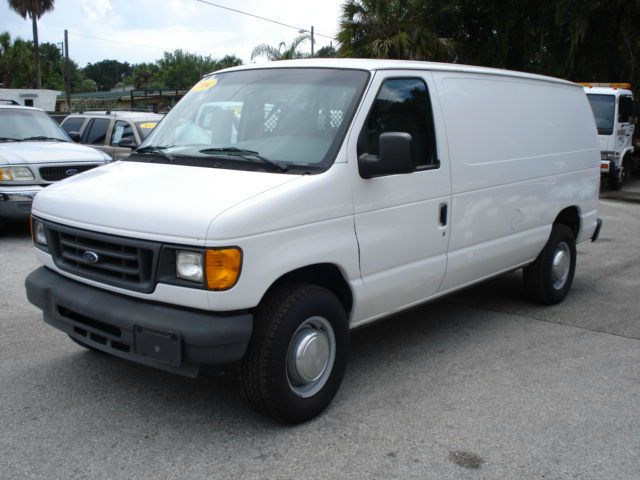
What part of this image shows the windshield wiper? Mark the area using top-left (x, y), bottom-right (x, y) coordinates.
top-left (0, 137), bottom-right (20, 142)
top-left (198, 147), bottom-right (289, 172)
top-left (134, 145), bottom-right (176, 162)
top-left (21, 136), bottom-right (66, 142)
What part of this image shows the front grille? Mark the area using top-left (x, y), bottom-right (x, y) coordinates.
top-left (40, 164), bottom-right (99, 182)
top-left (46, 222), bottom-right (160, 293)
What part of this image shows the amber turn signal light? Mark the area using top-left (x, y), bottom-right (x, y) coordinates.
top-left (206, 248), bottom-right (242, 290)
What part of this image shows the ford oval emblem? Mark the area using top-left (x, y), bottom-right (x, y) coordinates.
top-left (82, 251), bottom-right (100, 264)
top-left (65, 168), bottom-right (79, 176)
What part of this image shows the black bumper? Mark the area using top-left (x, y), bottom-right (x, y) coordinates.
top-left (25, 267), bottom-right (253, 377)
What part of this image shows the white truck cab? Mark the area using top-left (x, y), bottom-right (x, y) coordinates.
top-left (25, 60), bottom-right (602, 423)
top-left (582, 83), bottom-right (635, 190)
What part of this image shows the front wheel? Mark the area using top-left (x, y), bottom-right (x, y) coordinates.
top-left (608, 157), bottom-right (627, 190)
top-left (523, 224), bottom-right (576, 305)
top-left (240, 283), bottom-right (349, 424)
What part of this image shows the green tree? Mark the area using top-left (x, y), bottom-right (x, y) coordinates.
top-left (7, 0), bottom-right (55, 89)
top-left (215, 54), bottom-right (243, 70)
top-left (0, 32), bottom-right (34, 87)
top-left (337, 0), bottom-right (454, 61)
top-left (83, 59), bottom-right (133, 91)
top-left (316, 44), bottom-right (338, 58)
top-left (156, 49), bottom-right (219, 89)
top-left (251, 34), bottom-right (310, 61)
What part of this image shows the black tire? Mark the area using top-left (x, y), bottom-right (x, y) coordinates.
top-left (0, 219), bottom-right (5, 235)
top-left (608, 157), bottom-right (627, 190)
top-left (68, 335), bottom-right (102, 352)
top-left (240, 283), bottom-right (349, 424)
top-left (523, 224), bottom-right (576, 305)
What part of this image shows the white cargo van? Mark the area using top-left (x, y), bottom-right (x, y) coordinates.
top-left (582, 83), bottom-right (635, 190)
top-left (25, 60), bottom-right (602, 423)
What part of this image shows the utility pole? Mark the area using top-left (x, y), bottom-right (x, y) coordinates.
top-left (64, 30), bottom-right (71, 112)
top-left (311, 26), bottom-right (315, 57)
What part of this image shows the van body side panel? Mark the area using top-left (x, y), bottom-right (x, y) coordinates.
top-left (433, 73), bottom-right (600, 292)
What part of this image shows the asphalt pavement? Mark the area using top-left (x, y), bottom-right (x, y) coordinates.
top-left (1, 196), bottom-right (639, 479)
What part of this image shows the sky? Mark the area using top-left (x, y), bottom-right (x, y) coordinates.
top-left (0, 0), bottom-right (344, 67)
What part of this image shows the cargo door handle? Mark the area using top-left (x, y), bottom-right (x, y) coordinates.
top-left (439, 203), bottom-right (448, 226)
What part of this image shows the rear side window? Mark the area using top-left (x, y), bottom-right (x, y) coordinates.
top-left (111, 120), bottom-right (135, 145)
top-left (359, 78), bottom-right (438, 168)
top-left (61, 117), bottom-right (85, 134)
top-left (83, 118), bottom-right (110, 145)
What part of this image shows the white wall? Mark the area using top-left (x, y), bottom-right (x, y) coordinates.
top-left (0, 89), bottom-right (60, 111)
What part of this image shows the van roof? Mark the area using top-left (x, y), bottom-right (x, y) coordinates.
top-left (211, 58), bottom-right (578, 88)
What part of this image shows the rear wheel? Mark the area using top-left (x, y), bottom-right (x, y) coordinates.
top-left (240, 283), bottom-right (349, 424)
top-left (523, 224), bottom-right (576, 305)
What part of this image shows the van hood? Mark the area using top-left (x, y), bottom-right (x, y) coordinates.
top-left (32, 160), bottom-right (302, 243)
top-left (0, 141), bottom-right (110, 165)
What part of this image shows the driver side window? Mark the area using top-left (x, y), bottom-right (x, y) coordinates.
top-left (359, 78), bottom-right (438, 169)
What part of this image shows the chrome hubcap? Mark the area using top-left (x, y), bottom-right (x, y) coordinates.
top-left (552, 242), bottom-right (571, 290)
top-left (286, 316), bottom-right (335, 398)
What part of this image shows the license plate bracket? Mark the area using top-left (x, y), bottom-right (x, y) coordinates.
top-left (134, 326), bottom-right (182, 366)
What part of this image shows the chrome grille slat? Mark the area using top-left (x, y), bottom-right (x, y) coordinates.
top-left (59, 237), bottom-right (139, 261)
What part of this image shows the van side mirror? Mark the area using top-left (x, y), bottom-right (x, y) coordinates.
top-left (68, 131), bottom-right (81, 142)
top-left (117, 137), bottom-right (138, 148)
top-left (358, 132), bottom-right (415, 179)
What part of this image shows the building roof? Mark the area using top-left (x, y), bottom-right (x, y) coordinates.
top-left (213, 58), bottom-right (577, 87)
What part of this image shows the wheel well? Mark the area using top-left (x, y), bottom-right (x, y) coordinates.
top-left (554, 206), bottom-right (580, 239)
top-left (267, 264), bottom-right (353, 314)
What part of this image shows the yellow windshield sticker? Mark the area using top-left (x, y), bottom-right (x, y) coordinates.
top-left (139, 122), bottom-right (157, 129)
top-left (192, 77), bottom-right (218, 92)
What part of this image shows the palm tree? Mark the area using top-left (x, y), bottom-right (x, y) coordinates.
top-left (338, 0), bottom-right (454, 61)
top-left (251, 34), bottom-right (311, 61)
top-left (8, 0), bottom-right (55, 89)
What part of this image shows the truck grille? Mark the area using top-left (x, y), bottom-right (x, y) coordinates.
top-left (40, 164), bottom-right (99, 182)
top-left (46, 223), bottom-right (160, 293)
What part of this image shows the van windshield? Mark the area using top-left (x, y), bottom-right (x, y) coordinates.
top-left (586, 94), bottom-right (615, 135)
top-left (134, 68), bottom-right (369, 173)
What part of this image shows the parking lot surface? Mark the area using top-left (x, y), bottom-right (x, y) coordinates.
top-left (1, 199), bottom-right (639, 479)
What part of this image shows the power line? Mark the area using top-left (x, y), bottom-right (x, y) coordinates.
top-left (68, 31), bottom-right (213, 57)
top-left (193, 0), bottom-right (336, 40)
top-left (69, 31), bottom-right (167, 52)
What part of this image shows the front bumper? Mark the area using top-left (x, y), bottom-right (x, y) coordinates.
top-left (0, 186), bottom-right (42, 220)
top-left (25, 267), bottom-right (253, 377)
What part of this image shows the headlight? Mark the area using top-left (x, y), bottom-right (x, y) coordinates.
top-left (206, 248), bottom-right (242, 290)
top-left (0, 166), bottom-right (35, 181)
top-left (32, 219), bottom-right (48, 246)
top-left (176, 251), bottom-right (204, 282)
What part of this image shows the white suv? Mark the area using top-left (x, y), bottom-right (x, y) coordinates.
top-left (0, 105), bottom-right (110, 232)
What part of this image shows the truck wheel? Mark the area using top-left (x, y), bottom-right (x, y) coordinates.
top-left (240, 283), bottom-right (349, 424)
top-left (523, 224), bottom-right (576, 305)
top-left (608, 158), bottom-right (627, 190)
